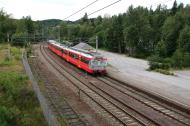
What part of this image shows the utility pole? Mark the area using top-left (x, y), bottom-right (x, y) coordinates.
top-left (96, 36), bottom-right (98, 52)
top-left (33, 33), bottom-right (35, 42)
top-left (7, 33), bottom-right (9, 42)
top-left (7, 33), bottom-right (11, 59)
top-left (42, 28), bottom-right (44, 42)
top-left (58, 26), bottom-right (60, 43)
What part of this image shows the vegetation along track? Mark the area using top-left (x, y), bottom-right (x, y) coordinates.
top-left (30, 46), bottom-right (87, 126)
top-left (40, 43), bottom-right (190, 126)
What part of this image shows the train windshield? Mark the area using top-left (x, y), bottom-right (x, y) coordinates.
top-left (90, 58), bottom-right (107, 68)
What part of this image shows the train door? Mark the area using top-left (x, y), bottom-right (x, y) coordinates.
top-left (78, 55), bottom-right (81, 68)
top-left (66, 51), bottom-right (70, 62)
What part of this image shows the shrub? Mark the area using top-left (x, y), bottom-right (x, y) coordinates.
top-left (149, 62), bottom-right (170, 70)
top-left (0, 106), bottom-right (15, 126)
top-left (155, 69), bottom-right (174, 75)
top-left (148, 55), bottom-right (170, 70)
top-left (11, 47), bottom-right (20, 56)
top-left (0, 72), bottom-right (28, 97)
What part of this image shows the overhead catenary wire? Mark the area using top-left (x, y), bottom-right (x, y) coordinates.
top-left (63, 0), bottom-right (171, 20)
top-left (88, 0), bottom-right (122, 16)
top-left (87, 0), bottom-right (172, 17)
top-left (64, 0), bottom-right (99, 20)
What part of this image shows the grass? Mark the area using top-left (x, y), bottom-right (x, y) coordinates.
top-left (0, 58), bottom-right (12, 67)
top-left (0, 43), bottom-right (47, 126)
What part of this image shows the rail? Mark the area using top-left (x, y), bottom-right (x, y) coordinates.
top-left (41, 44), bottom-right (149, 126)
top-left (22, 50), bottom-right (60, 126)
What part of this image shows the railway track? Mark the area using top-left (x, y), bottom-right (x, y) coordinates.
top-left (40, 44), bottom-right (151, 126)
top-left (29, 47), bottom-right (87, 126)
top-left (39, 43), bottom-right (190, 126)
top-left (97, 76), bottom-right (190, 125)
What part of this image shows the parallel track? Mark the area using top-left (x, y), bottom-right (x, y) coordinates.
top-left (97, 76), bottom-right (190, 125)
top-left (30, 46), bottom-right (87, 126)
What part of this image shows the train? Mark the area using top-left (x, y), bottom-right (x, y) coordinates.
top-left (47, 40), bottom-right (107, 74)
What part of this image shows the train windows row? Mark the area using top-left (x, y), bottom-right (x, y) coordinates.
top-left (70, 52), bottom-right (89, 64)
top-left (69, 52), bottom-right (79, 59)
top-left (81, 57), bottom-right (89, 64)
top-left (50, 44), bottom-right (90, 64)
top-left (52, 45), bottom-right (62, 51)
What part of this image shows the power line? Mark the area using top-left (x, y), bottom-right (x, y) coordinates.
top-left (64, 0), bottom-right (99, 20)
top-left (88, 0), bottom-right (122, 16)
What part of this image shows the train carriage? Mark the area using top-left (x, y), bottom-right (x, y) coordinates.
top-left (47, 40), bottom-right (107, 74)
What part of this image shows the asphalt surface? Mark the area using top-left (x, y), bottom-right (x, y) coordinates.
top-left (99, 50), bottom-right (190, 107)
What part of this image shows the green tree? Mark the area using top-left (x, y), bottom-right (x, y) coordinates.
top-left (107, 15), bottom-right (124, 53)
top-left (150, 5), bottom-right (168, 52)
top-left (24, 16), bottom-right (34, 34)
top-left (171, 0), bottom-right (178, 15)
top-left (80, 13), bottom-right (88, 24)
top-left (124, 25), bottom-right (138, 55)
top-left (161, 16), bottom-right (182, 56)
top-left (178, 25), bottom-right (190, 52)
top-left (155, 40), bottom-right (167, 57)
top-left (0, 9), bottom-right (16, 42)
top-left (123, 6), bottom-right (153, 57)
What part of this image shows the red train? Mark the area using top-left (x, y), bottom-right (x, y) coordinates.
top-left (47, 40), bottom-right (107, 74)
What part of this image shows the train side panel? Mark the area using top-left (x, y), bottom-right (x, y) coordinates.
top-left (48, 43), bottom-right (95, 74)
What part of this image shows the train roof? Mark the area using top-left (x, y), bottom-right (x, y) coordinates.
top-left (48, 40), bottom-right (103, 59)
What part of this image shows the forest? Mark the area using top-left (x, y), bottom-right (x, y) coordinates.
top-left (0, 0), bottom-right (190, 69)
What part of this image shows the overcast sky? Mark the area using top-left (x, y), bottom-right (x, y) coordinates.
top-left (0, 0), bottom-right (189, 21)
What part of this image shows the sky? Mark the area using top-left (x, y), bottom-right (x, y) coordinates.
top-left (0, 0), bottom-right (189, 21)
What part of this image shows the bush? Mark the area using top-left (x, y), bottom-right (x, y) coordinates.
top-left (0, 106), bottom-right (15, 126)
top-left (0, 72), bottom-right (46, 126)
top-left (149, 62), bottom-right (170, 70)
top-left (148, 55), bottom-right (170, 70)
top-left (11, 47), bottom-right (20, 56)
top-left (0, 72), bottom-right (28, 98)
top-left (155, 69), bottom-right (174, 75)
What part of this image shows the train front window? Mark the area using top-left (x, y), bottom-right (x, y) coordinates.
top-left (90, 59), bottom-right (107, 67)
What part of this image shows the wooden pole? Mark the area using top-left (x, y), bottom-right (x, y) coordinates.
top-left (96, 36), bottom-right (98, 52)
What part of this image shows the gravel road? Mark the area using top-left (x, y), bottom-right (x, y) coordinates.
top-left (99, 50), bottom-right (190, 107)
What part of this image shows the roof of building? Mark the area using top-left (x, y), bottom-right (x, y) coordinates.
top-left (72, 42), bottom-right (94, 50)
